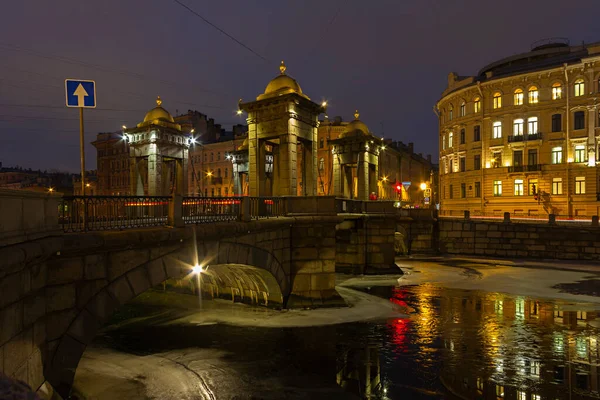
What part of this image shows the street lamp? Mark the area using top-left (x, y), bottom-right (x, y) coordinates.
top-left (420, 182), bottom-right (427, 191)
top-left (48, 187), bottom-right (54, 193)
top-left (191, 264), bottom-right (204, 274)
top-left (85, 183), bottom-right (91, 188)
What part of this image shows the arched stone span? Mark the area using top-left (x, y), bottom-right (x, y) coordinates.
top-left (44, 240), bottom-right (286, 398)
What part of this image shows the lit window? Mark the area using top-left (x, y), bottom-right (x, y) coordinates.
top-left (492, 151), bottom-right (502, 168)
top-left (575, 176), bottom-right (586, 194)
top-left (449, 132), bottom-right (454, 147)
top-left (552, 147), bottom-right (563, 164)
top-left (460, 101), bottom-right (466, 117)
top-left (517, 391), bottom-right (526, 400)
top-left (575, 145), bottom-right (586, 163)
top-left (527, 117), bottom-right (538, 134)
top-left (442, 135), bottom-right (446, 150)
top-left (531, 360), bottom-right (540, 376)
top-left (528, 86), bottom-right (539, 103)
top-left (552, 83), bottom-right (562, 99)
top-left (449, 104), bottom-right (454, 120)
top-left (552, 177), bottom-right (563, 195)
top-left (493, 92), bottom-right (502, 109)
top-left (319, 157), bottom-right (325, 171)
top-left (493, 180), bottom-right (502, 196)
top-left (476, 377), bottom-right (484, 393)
top-left (513, 119), bottom-right (524, 136)
top-left (574, 79), bottom-right (585, 97)
top-left (493, 121), bottom-right (502, 138)
top-left (532, 395), bottom-right (540, 400)
top-left (496, 384), bottom-right (504, 398)
top-left (514, 179), bottom-right (524, 196)
top-left (514, 88), bottom-right (524, 105)
top-left (474, 97), bottom-right (481, 113)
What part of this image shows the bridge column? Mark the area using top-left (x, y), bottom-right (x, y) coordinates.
top-left (332, 153), bottom-right (342, 197)
top-left (287, 217), bottom-right (345, 307)
top-left (129, 156), bottom-right (144, 196)
top-left (147, 152), bottom-right (162, 196)
top-left (275, 134), bottom-right (298, 196)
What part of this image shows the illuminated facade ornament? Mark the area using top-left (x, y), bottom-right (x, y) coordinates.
top-left (156, 96), bottom-right (162, 107)
top-left (354, 110), bottom-right (360, 120)
top-left (280, 60), bottom-right (286, 75)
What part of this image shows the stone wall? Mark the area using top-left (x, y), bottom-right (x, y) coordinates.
top-left (0, 189), bottom-right (61, 247)
top-left (336, 216), bottom-right (398, 274)
top-left (439, 218), bottom-right (600, 260)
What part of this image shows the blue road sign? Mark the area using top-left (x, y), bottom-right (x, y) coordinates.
top-left (65, 79), bottom-right (96, 108)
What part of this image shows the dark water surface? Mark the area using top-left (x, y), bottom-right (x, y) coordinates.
top-left (82, 285), bottom-right (600, 399)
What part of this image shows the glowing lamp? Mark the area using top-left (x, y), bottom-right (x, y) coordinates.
top-left (236, 109), bottom-right (243, 115)
top-left (121, 125), bottom-right (126, 129)
top-left (420, 182), bottom-right (427, 190)
top-left (191, 265), bottom-right (203, 274)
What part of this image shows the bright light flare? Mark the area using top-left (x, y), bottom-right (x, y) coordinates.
top-left (192, 264), bottom-right (204, 274)
top-left (236, 109), bottom-right (243, 115)
top-left (121, 125), bottom-right (126, 130)
top-left (420, 182), bottom-right (427, 190)
top-left (321, 101), bottom-right (327, 107)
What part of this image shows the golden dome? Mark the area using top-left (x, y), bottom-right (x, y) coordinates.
top-left (257, 61), bottom-right (310, 101)
top-left (340, 110), bottom-right (370, 138)
top-left (143, 96), bottom-right (175, 123)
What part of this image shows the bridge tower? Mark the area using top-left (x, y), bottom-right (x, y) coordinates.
top-left (125, 97), bottom-right (189, 196)
top-left (330, 111), bottom-right (382, 200)
top-left (240, 61), bottom-right (325, 196)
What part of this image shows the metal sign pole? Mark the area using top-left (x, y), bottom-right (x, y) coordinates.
top-left (79, 107), bottom-right (85, 196)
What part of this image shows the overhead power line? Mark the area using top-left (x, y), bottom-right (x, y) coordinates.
top-left (0, 42), bottom-right (231, 96)
top-left (170, 0), bottom-right (269, 63)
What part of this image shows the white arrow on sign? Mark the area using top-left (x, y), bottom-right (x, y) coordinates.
top-left (73, 83), bottom-right (89, 107)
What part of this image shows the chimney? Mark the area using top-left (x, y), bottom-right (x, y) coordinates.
top-left (427, 154), bottom-right (432, 163)
top-left (408, 142), bottom-right (414, 152)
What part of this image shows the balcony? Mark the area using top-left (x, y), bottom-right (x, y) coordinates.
top-left (508, 132), bottom-right (543, 143)
top-left (508, 164), bottom-right (543, 173)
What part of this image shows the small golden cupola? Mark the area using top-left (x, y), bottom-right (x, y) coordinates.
top-left (257, 61), bottom-right (310, 100)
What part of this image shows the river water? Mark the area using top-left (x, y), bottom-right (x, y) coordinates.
top-left (72, 265), bottom-right (600, 400)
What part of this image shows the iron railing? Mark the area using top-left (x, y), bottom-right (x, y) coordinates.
top-left (508, 132), bottom-right (543, 143)
top-left (182, 197), bottom-right (240, 224)
top-left (508, 164), bottom-right (543, 173)
top-left (60, 196), bottom-right (171, 232)
top-left (335, 198), bottom-right (364, 213)
top-left (248, 197), bottom-right (285, 219)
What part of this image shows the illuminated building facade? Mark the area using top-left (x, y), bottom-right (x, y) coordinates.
top-left (438, 39), bottom-right (600, 218)
top-left (318, 116), bottom-right (435, 204)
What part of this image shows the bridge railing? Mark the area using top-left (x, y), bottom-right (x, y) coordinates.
top-left (60, 196), bottom-right (171, 232)
top-left (335, 198), bottom-right (364, 213)
top-left (247, 197), bottom-right (286, 219)
top-left (182, 197), bottom-right (240, 224)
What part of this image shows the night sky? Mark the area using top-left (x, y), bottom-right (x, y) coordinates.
top-left (2, 0), bottom-right (600, 172)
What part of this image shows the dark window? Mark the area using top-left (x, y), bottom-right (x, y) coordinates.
top-left (528, 149), bottom-right (537, 165)
top-left (513, 150), bottom-right (523, 167)
top-left (449, 184), bottom-right (453, 199)
top-left (474, 154), bottom-right (481, 170)
top-left (319, 138), bottom-right (324, 149)
top-left (461, 183), bottom-right (466, 198)
top-left (551, 114), bottom-right (562, 132)
top-left (460, 129), bottom-right (466, 144)
top-left (475, 182), bottom-right (481, 198)
top-left (473, 125), bottom-right (481, 142)
top-left (574, 111), bottom-right (585, 130)
top-left (459, 157), bottom-right (466, 172)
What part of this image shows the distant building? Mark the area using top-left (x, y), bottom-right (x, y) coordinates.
top-left (0, 166), bottom-right (75, 194)
top-left (438, 39), bottom-right (600, 218)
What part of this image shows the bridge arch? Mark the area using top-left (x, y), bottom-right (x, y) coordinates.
top-left (44, 240), bottom-right (287, 398)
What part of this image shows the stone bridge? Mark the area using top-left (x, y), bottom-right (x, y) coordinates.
top-left (0, 190), bottom-right (429, 399)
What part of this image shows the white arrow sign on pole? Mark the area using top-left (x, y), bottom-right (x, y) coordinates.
top-left (73, 83), bottom-right (89, 107)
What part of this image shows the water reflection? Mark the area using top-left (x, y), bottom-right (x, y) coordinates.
top-left (375, 285), bottom-right (600, 400)
top-left (82, 285), bottom-right (599, 400)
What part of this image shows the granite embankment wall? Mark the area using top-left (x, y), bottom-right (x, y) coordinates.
top-left (439, 218), bottom-right (600, 261)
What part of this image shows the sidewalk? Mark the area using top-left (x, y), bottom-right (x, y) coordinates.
top-left (396, 254), bottom-right (600, 274)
